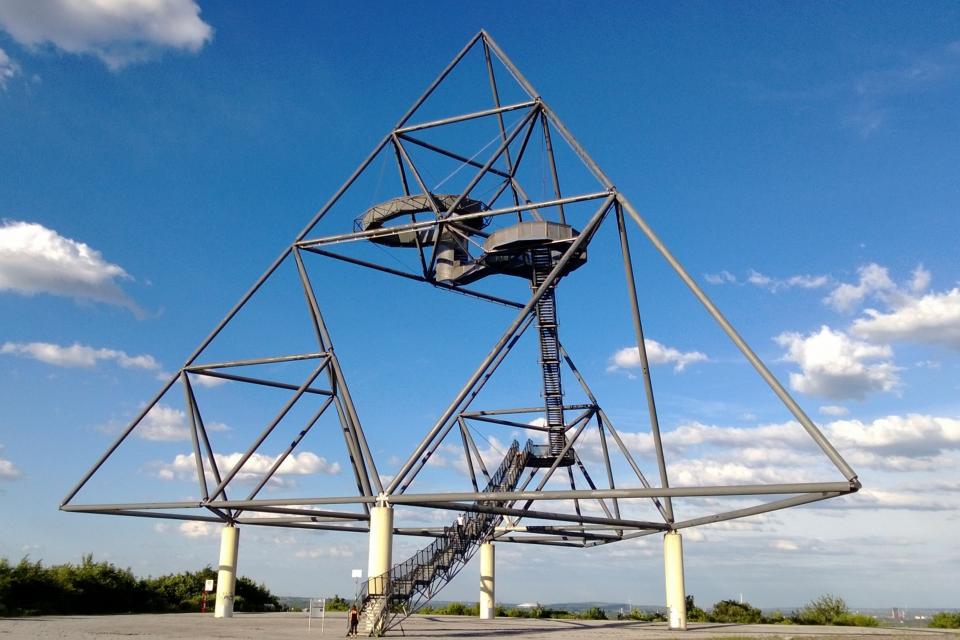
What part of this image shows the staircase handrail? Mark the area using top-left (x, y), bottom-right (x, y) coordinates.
top-left (356, 439), bottom-right (530, 633)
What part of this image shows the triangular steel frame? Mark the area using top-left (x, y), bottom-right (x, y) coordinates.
top-left (62, 30), bottom-right (860, 546)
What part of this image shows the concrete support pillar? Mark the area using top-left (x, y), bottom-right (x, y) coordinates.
top-left (367, 502), bottom-right (393, 596)
top-left (214, 524), bottom-right (239, 618)
top-left (664, 531), bottom-right (687, 630)
top-left (479, 542), bottom-right (495, 619)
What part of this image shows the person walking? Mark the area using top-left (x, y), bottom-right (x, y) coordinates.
top-left (348, 604), bottom-right (359, 637)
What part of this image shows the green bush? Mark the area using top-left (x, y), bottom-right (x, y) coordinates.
top-left (684, 595), bottom-right (709, 622)
top-left (618, 608), bottom-right (667, 622)
top-left (833, 613), bottom-right (878, 627)
top-left (792, 594), bottom-right (849, 625)
top-left (325, 595), bottom-right (352, 611)
top-left (577, 606), bottom-right (607, 620)
top-left (762, 610), bottom-right (791, 624)
top-left (930, 612), bottom-right (960, 629)
top-left (710, 599), bottom-right (762, 624)
top-left (0, 555), bottom-right (280, 616)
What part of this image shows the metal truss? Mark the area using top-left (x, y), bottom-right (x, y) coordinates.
top-left (62, 30), bottom-right (860, 548)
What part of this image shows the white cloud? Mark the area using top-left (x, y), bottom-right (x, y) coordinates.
top-left (830, 488), bottom-right (954, 512)
top-left (177, 521), bottom-right (218, 538)
top-left (775, 325), bottom-right (900, 400)
top-left (1, 340), bottom-right (158, 370)
top-left (826, 414), bottom-right (960, 458)
top-left (668, 458), bottom-right (811, 486)
top-left (157, 450), bottom-right (341, 484)
top-left (823, 263), bottom-right (897, 312)
top-left (772, 539), bottom-right (799, 551)
top-left (138, 404), bottom-right (191, 442)
top-left (657, 414), bottom-right (960, 477)
top-left (609, 339), bottom-right (708, 373)
top-left (910, 265), bottom-right (931, 293)
top-left (852, 288), bottom-right (960, 350)
top-left (747, 270), bottom-right (830, 292)
top-left (704, 269), bottom-right (830, 292)
top-left (0, 457), bottom-right (22, 480)
top-left (705, 270), bottom-right (737, 285)
top-left (0, 46), bottom-right (19, 88)
top-left (665, 420), bottom-right (809, 450)
top-left (819, 405), bottom-right (849, 417)
top-left (134, 404), bottom-right (226, 442)
top-left (0, 220), bottom-right (142, 315)
top-left (294, 545), bottom-right (354, 559)
top-left (0, 0), bottom-right (213, 70)
top-left (191, 374), bottom-right (227, 388)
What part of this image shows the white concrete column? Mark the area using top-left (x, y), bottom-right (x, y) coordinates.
top-left (367, 502), bottom-right (393, 596)
top-left (214, 524), bottom-right (239, 618)
top-left (479, 542), bottom-right (495, 619)
top-left (664, 531), bottom-right (687, 630)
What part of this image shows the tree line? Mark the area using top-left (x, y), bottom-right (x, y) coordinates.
top-left (0, 555), bottom-right (280, 616)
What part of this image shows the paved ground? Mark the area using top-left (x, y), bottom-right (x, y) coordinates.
top-left (1, 612), bottom-right (956, 639)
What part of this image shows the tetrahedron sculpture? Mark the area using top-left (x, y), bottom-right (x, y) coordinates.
top-left (63, 30), bottom-right (860, 633)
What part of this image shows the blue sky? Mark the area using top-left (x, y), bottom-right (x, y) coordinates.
top-left (1, 1), bottom-right (959, 609)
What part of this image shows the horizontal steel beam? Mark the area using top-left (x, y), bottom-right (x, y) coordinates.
top-left (386, 481), bottom-right (857, 504)
top-left (296, 192), bottom-right (611, 249)
top-left (188, 369), bottom-right (333, 395)
top-left (61, 481), bottom-right (857, 515)
top-left (65, 508), bottom-right (225, 523)
top-left (185, 352), bottom-right (327, 372)
top-left (404, 500), bottom-right (668, 530)
top-left (461, 404), bottom-right (594, 418)
top-left (395, 100), bottom-right (537, 134)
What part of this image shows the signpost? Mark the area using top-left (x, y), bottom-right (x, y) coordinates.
top-left (308, 598), bottom-right (326, 633)
top-left (201, 579), bottom-right (214, 613)
top-left (351, 569), bottom-right (362, 602)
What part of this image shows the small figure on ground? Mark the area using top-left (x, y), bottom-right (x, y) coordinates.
top-left (348, 604), bottom-right (359, 637)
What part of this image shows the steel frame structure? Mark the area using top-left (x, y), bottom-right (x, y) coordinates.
top-left (62, 31), bottom-right (860, 548)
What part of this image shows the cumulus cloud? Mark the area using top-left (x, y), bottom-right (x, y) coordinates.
top-left (669, 458), bottom-right (813, 486)
top-left (0, 0), bottom-right (213, 70)
top-left (909, 265), bottom-right (932, 293)
top-left (132, 404), bottom-right (228, 442)
top-left (826, 414), bottom-right (960, 459)
top-left (156, 451), bottom-right (341, 485)
top-left (823, 263), bottom-right (898, 312)
top-left (609, 339), bottom-right (708, 373)
top-left (775, 325), bottom-right (900, 400)
top-left (1, 340), bottom-right (158, 370)
top-left (746, 270), bottom-right (830, 292)
top-left (656, 414), bottom-right (960, 479)
top-left (852, 288), bottom-right (960, 350)
top-left (0, 46), bottom-right (19, 88)
top-left (139, 404), bottom-right (193, 442)
top-left (191, 374), bottom-right (227, 388)
top-left (0, 220), bottom-right (142, 315)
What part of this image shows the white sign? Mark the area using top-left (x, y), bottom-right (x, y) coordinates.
top-left (351, 569), bottom-right (362, 578)
top-left (204, 579), bottom-right (215, 592)
top-left (308, 598), bottom-right (326, 633)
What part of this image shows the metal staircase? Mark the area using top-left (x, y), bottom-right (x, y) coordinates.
top-left (531, 246), bottom-right (566, 456)
top-left (357, 439), bottom-right (530, 635)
